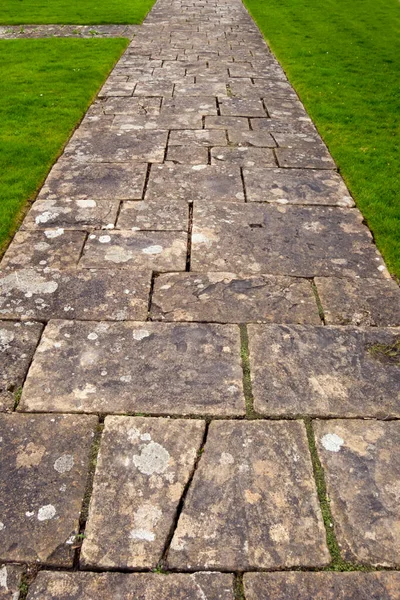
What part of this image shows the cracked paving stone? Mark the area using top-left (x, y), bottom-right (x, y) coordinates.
top-left (244, 572), bottom-right (400, 600)
top-left (36, 161), bottom-right (147, 201)
top-left (249, 325), bottom-right (400, 417)
top-left (211, 146), bottom-right (276, 167)
top-left (81, 416), bottom-right (205, 568)
top-left (166, 145), bottom-right (209, 164)
top-left (168, 420), bottom-right (329, 570)
top-left (80, 230), bottom-right (187, 270)
top-left (27, 571), bottom-right (235, 600)
top-left (227, 129), bottom-right (276, 147)
top-left (275, 147), bottom-right (336, 169)
top-left (0, 564), bottom-right (23, 600)
top-left (102, 96), bottom-right (162, 115)
top-left (218, 97), bottom-right (266, 117)
top-left (0, 268), bottom-right (151, 321)
top-left (315, 419), bottom-right (400, 566)
top-left (22, 198), bottom-right (120, 230)
top-left (146, 165), bottom-right (244, 203)
top-left (0, 413), bottom-right (97, 565)
top-left (20, 321), bottom-right (245, 415)
top-left (151, 272), bottom-right (320, 324)
top-left (1, 230), bottom-right (86, 270)
top-left (117, 200), bottom-right (188, 231)
top-left (191, 203), bottom-right (386, 278)
top-left (169, 129), bottom-right (227, 147)
top-left (0, 321), bottom-right (43, 412)
top-left (315, 276), bottom-right (400, 326)
top-left (64, 129), bottom-right (167, 163)
top-left (243, 168), bottom-right (354, 206)
top-left (160, 96), bottom-right (218, 116)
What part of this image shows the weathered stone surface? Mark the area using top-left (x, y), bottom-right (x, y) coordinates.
top-left (1, 230), bottom-right (86, 270)
top-left (243, 168), bottom-right (354, 206)
top-left (166, 145), bottom-right (208, 164)
top-left (205, 116), bottom-right (249, 130)
top-left (316, 276), bottom-right (400, 326)
top-left (0, 564), bottom-right (23, 600)
top-left (0, 268), bottom-right (151, 321)
top-left (249, 325), bottom-right (400, 417)
top-left (21, 321), bottom-right (245, 415)
top-left (0, 321), bottom-right (43, 410)
top-left (146, 165), bottom-right (244, 203)
top-left (64, 129), bottom-right (167, 163)
top-left (227, 129), bottom-right (276, 147)
top-left (117, 200), bottom-right (188, 231)
top-left (219, 97), bottom-right (266, 117)
top-left (112, 112), bottom-right (203, 130)
top-left (264, 97), bottom-right (309, 119)
top-left (251, 117), bottom-right (316, 134)
top-left (191, 203), bottom-right (387, 278)
top-left (22, 198), bottom-right (119, 230)
top-left (103, 96), bottom-right (162, 115)
top-left (28, 571), bottom-right (235, 600)
top-left (275, 147), bottom-right (336, 169)
top-left (36, 161), bottom-right (147, 201)
top-left (160, 96), bottom-right (218, 116)
top-left (82, 416), bottom-right (205, 568)
top-left (151, 272), bottom-right (320, 323)
top-left (244, 572), bottom-right (400, 600)
top-left (80, 231), bottom-right (187, 271)
top-left (169, 129), bottom-right (227, 147)
top-left (0, 413), bottom-right (97, 565)
top-left (174, 82), bottom-right (228, 96)
top-left (98, 81), bottom-right (135, 97)
top-left (211, 146), bottom-right (276, 167)
top-left (315, 419), bottom-right (400, 566)
top-left (168, 420), bottom-right (329, 570)
top-left (133, 81), bottom-right (174, 97)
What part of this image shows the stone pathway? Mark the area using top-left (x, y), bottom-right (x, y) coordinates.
top-left (1, 0), bottom-right (400, 597)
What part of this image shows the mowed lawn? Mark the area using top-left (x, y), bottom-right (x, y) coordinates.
top-left (0, 0), bottom-right (154, 24)
top-left (0, 39), bottom-right (128, 254)
top-left (244, 0), bottom-right (400, 279)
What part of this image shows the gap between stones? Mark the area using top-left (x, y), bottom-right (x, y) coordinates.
top-left (13, 324), bottom-right (45, 411)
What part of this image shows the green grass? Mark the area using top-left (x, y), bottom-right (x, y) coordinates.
top-left (0, 0), bottom-right (154, 25)
top-left (244, 0), bottom-right (400, 279)
top-left (0, 38), bottom-right (128, 253)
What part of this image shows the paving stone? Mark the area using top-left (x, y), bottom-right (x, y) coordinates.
top-left (151, 272), bottom-right (320, 323)
top-left (315, 419), bottom-right (400, 566)
top-left (316, 276), bottom-right (400, 326)
top-left (168, 420), bottom-right (329, 570)
top-left (243, 168), bottom-right (354, 206)
top-left (112, 112), bottom-right (203, 130)
top-left (169, 129), bottom-right (227, 147)
top-left (103, 96), bottom-right (162, 115)
top-left (0, 413), bottom-right (97, 565)
top-left (0, 564), bottom-right (23, 600)
top-left (36, 161), bottom-right (147, 201)
top-left (265, 97), bottom-right (308, 119)
top-left (251, 117), bottom-right (316, 134)
top-left (1, 230), bottom-right (86, 270)
top-left (98, 81), bottom-right (135, 97)
top-left (229, 78), bottom-right (296, 99)
top-left (21, 321), bottom-right (245, 415)
top-left (244, 572), bottom-right (400, 600)
top-left (227, 129), bottom-right (276, 147)
top-left (64, 129), bottom-right (167, 163)
top-left (22, 198), bottom-right (119, 230)
top-left (272, 131), bottom-right (327, 148)
top-left (81, 416), bottom-right (205, 568)
top-left (174, 82), bottom-right (228, 96)
top-left (211, 146), bottom-right (276, 167)
top-left (146, 165), bottom-right (244, 203)
top-left (248, 324), bottom-right (400, 417)
top-left (204, 116), bottom-right (250, 130)
top-left (275, 147), bottom-right (336, 169)
top-left (0, 268), bottom-right (151, 321)
top-left (0, 321), bottom-right (43, 412)
top-left (80, 230), bottom-right (186, 270)
top-left (218, 97), bottom-right (266, 116)
top-left (118, 200), bottom-right (188, 231)
top-left (191, 203), bottom-right (386, 278)
top-left (161, 96), bottom-right (218, 116)
top-left (166, 145), bottom-right (209, 164)
top-left (28, 571), bottom-right (235, 600)
top-left (133, 81), bottom-right (174, 97)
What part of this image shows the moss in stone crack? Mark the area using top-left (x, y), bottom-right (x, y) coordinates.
top-left (367, 337), bottom-right (400, 365)
top-left (233, 574), bottom-right (245, 600)
top-left (239, 324), bottom-right (258, 419)
top-left (13, 386), bottom-right (23, 410)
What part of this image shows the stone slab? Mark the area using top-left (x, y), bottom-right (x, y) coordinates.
top-left (244, 572), bottom-right (400, 600)
top-left (204, 116), bottom-right (250, 130)
top-left (251, 117), bottom-right (317, 134)
top-left (80, 231), bottom-right (187, 271)
top-left (117, 200), bottom-right (188, 231)
top-left (166, 145), bottom-right (208, 164)
top-left (0, 321), bottom-right (43, 409)
top-left (160, 97), bottom-right (218, 116)
top-left (248, 325), bottom-right (400, 417)
top-left (211, 146), bottom-right (276, 167)
top-left (315, 419), bottom-right (400, 566)
top-left (103, 97), bottom-right (162, 115)
top-left (243, 168), bottom-right (354, 206)
top-left (227, 129), bottom-right (276, 147)
top-left (0, 564), bottom-right (23, 600)
top-left (275, 147), bottom-right (336, 169)
top-left (174, 82), bottom-right (228, 96)
top-left (112, 112), bottom-right (203, 130)
top-left (22, 198), bottom-right (119, 230)
top-left (168, 420), bottom-right (329, 570)
top-left (218, 97), bottom-right (267, 117)
top-left (82, 416), bottom-right (205, 568)
top-left (315, 276), bottom-right (400, 326)
top-left (28, 571), bottom-right (234, 600)
top-left (146, 165), bottom-right (244, 203)
top-left (191, 203), bottom-right (386, 278)
top-left (64, 129), bottom-right (167, 163)
top-left (169, 129), bottom-right (227, 147)
top-left (264, 97), bottom-right (309, 119)
top-left (21, 321), bottom-right (245, 415)
top-left (151, 272), bottom-right (320, 323)
top-left (1, 230), bottom-right (86, 270)
top-left (0, 268), bottom-right (151, 321)
top-left (0, 413), bottom-right (97, 565)
top-left (36, 161), bottom-right (147, 201)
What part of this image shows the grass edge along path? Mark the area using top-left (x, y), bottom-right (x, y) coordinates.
top-left (0, 38), bottom-right (129, 255)
top-left (244, 0), bottom-right (400, 280)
